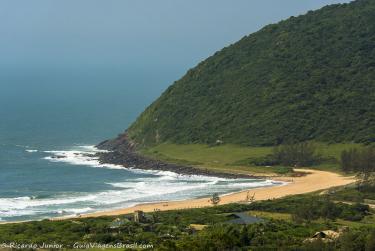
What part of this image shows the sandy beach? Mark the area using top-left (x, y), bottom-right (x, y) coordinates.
top-left (71, 169), bottom-right (356, 219)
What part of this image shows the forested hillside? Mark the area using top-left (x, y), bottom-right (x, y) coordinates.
top-left (126, 0), bottom-right (375, 147)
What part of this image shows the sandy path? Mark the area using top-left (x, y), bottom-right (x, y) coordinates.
top-left (70, 169), bottom-right (355, 219)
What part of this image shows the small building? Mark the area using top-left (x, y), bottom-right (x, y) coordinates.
top-left (304, 230), bottom-right (342, 243)
top-left (312, 230), bottom-right (340, 240)
top-left (226, 213), bottom-right (264, 225)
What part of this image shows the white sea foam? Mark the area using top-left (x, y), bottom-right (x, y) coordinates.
top-left (42, 146), bottom-right (210, 179)
top-left (43, 146), bottom-right (125, 170)
top-left (0, 195), bottom-right (96, 211)
top-left (15, 144), bottom-right (30, 148)
top-left (0, 145), bottom-right (285, 222)
top-left (41, 145), bottom-right (286, 200)
top-left (55, 207), bottom-right (93, 215)
top-left (26, 149), bottom-right (38, 153)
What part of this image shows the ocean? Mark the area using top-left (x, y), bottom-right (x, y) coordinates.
top-left (0, 69), bottom-right (281, 222)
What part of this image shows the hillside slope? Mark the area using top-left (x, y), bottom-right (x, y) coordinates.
top-left (126, 0), bottom-right (374, 147)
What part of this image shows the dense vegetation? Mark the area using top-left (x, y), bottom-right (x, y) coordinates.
top-left (341, 146), bottom-right (375, 174)
top-left (248, 194), bottom-right (370, 222)
top-left (177, 222), bottom-right (375, 251)
top-left (243, 141), bottom-right (323, 167)
top-left (125, 0), bottom-right (375, 148)
top-left (0, 188), bottom-right (374, 250)
top-left (329, 182), bottom-right (375, 203)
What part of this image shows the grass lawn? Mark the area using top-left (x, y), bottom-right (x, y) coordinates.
top-left (141, 142), bottom-right (362, 175)
top-left (248, 210), bottom-right (292, 221)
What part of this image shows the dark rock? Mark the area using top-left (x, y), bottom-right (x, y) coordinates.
top-left (52, 155), bottom-right (66, 159)
top-left (96, 134), bottom-right (260, 179)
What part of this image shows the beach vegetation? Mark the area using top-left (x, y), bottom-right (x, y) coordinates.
top-left (271, 141), bottom-right (322, 167)
top-left (341, 146), bottom-right (375, 175)
top-left (209, 193), bottom-right (221, 205)
top-left (0, 189), bottom-right (374, 250)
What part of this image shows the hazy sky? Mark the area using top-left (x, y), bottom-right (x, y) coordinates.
top-left (0, 0), bottom-right (351, 72)
top-left (0, 0), bottom-right (354, 144)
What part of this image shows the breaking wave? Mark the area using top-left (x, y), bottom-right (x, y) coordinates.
top-left (0, 145), bottom-right (284, 222)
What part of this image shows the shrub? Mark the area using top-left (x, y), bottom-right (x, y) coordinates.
top-left (272, 142), bottom-right (322, 167)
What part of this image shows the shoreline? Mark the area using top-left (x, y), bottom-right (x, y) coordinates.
top-left (0, 169), bottom-right (356, 224)
top-left (0, 135), bottom-right (357, 224)
top-left (97, 150), bottom-right (257, 179)
top-left (95, 134), bottom-right (286, 179)
top-left (57, 168), bottom-right (355, 220)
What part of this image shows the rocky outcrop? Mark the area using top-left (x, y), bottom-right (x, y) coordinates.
top-left (96, 133), bottom-right (258, 179)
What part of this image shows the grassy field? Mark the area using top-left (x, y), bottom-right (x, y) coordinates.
top-left (247, 210), bottom-right (292, 221)
top-left (141, 142), bottom-right (362, 175)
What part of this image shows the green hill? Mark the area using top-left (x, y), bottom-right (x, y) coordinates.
top-left (127, 0), bottom-right (375, 147)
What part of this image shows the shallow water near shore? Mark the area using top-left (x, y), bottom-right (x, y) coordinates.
top-left (0, 70), bottom-right (282, 222)
top-left (0, 144), bottom-right (282, 222)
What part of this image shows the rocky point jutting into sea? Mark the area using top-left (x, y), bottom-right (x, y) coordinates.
top-left (95, 133), bottom-right (257, 179)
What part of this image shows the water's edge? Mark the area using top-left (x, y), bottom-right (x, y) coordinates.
top-left (0, 144), bottom-right (284, 223)
top-left (96, 133), bottom-right (261, 179)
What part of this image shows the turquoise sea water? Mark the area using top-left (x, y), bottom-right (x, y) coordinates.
top-left (0, 69), bottom-right (280, 222)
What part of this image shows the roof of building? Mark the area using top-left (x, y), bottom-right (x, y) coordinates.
top-left (226, 213), bottom-right (265, 225)
top-left (312, 230), bottom-right (340, 239)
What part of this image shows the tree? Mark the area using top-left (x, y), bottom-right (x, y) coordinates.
top-left (341, 150), bottom-right (352, 172)
top-left (340, 147), bottom-right (375, 189)
top-left (245, 192), bottom-right (255, 203)
top-left (272, 142), bottom-right (321, 167)
top-left (209, 193), bottom-right (221, 205)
